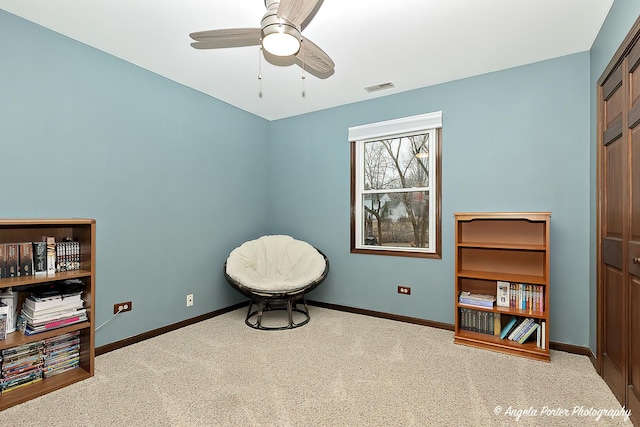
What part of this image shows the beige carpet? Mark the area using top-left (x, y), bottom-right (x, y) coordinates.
top-left (0, 306), bottom-right (632, 426)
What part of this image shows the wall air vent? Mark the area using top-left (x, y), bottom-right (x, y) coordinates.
top-left (364, 82), bottom-right (395, 93)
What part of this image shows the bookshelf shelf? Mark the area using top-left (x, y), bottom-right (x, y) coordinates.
top-left (454, 329), bottom-right (549, 361)
top-left (454, 212), bottom-right (550, 362)
top-left (457, 304), bottom-right (548, 320)
top-left (0, 219), bottom-right (95, 410)
top-left (456, 242), bottom-right (547, 251)
top-left (456, 270), bottom-right (547, 285)
top-left (0, 270), bottom-right (92, 290)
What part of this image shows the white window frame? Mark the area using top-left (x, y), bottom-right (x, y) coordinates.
top-left (349, 111), bottom-right (442, 257)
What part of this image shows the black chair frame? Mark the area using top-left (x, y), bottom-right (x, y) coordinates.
top-left (224, 248), bottom-right (329, 330)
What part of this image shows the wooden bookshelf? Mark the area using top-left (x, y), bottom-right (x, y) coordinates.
top-left (453, 212), bottom-right (550, 362)
top-left (0, 219), bottom-right (95, 410)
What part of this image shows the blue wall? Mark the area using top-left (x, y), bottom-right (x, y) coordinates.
top-left (270, 53), bottom-right (592, 346)
top-left (4, 3), bottom-right (633, 349)
top-left (0, 10), bottom-right (271, 347)
top-left (589, 0), bottom-right (640, 353)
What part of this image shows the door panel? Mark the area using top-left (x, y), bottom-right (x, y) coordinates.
top-left (604, 237), bottom-right (623, 269)
top-left (604, 266), bottom-right (624, 369)
top-left (604, 74), bottom-right (624, 122)
top-left (605, 116), bottom-right (624, 241)
top-left (602, 69), bottom-right (626, 406)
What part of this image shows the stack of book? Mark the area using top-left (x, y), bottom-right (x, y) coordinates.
top-left (458, 292), bottom-right (496, 308)
top-left (17, 288), bottom-right (86, 336)
top-left (43, 331), bottom-right (80, 378)
top-left (0, 341), bottom-right (44, 394)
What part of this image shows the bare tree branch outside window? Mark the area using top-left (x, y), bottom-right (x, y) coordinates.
top-left (362, 133), bottom-right (431, 248)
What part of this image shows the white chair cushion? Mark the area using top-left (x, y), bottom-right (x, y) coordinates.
top-left (226, 235), bottom-right (326, 294)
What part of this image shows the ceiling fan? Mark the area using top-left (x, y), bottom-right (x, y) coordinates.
top-left (189, 0), bottom-right (335, 79)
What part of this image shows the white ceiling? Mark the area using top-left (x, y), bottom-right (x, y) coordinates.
top-left (0, 0), bottom-right (614, 121)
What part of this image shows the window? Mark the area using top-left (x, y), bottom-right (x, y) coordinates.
top-left (350, 112), bottom-right (442, 258)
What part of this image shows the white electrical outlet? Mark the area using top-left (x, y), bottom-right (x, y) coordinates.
top-left (186, 294), bottom-right (194, 307)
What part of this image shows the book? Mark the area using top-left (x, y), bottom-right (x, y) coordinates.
top-left (6, 243), bottom-right (18, 278)
top-left (459, 292), bottom-right (495, 302)
top-left (541, 321), bottom-right (546, 349)
top-left (44, 236), bottom-right (56, 274)
top-left (21, 299), bottom-right (84, 318)
top-left (496, 281), bottom-right (510, 307)
top-left (508, 317), bottom-right (531, 341)
top-left (24, 309), bottom-right (87, 327)
top-left (500, 317), bottom-right (518, 339)
top-left (18, 242), bottom-right (33, 277)
top-left (459, 292), bottom-right (495, 308)
top-left (73, 241), bottom-right (80, 270)
top-left (511, 318), bottom-right (534, 342)
top-left (22, 303), bottom-right (85, 320)
top-left (458, 300), bottom-right (494, 309)
top-left (518, 322), bottom-right (540, 344)
top-left (41, 315), bottom-right (83, 330)
top-left (23, 292), bottom-right (83, 311)
top-left (21, 315), bottom-right (86, 335)
top-left (32, 242), bottom-right (47, 276)
top-left (493, 313), bottom-right (501, 336)
top-left (55, 241), bottom-right (64, 272)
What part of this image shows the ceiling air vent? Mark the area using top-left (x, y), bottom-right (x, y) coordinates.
top-left (364, 82), bottom-right (395, 93)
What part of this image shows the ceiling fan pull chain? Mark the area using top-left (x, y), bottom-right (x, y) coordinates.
top-left (258, 46), bottom-right (263, 98)
top-left (301, 39), bottom-right (306, 98)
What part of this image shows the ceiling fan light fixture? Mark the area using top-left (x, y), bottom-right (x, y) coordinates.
top-left (261, 7), bottom-right (301, 57)
top-left (262, 30), bottom-right (300, 56)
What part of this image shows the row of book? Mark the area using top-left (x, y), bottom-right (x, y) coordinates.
top-left (497, 281), bottom-right (545, 312)
top-left (0, 331), bottom-right (80, 394)
top-left (0, 239), bottom-right (81, 279)
top-left (458, 308), bottom-right (546, 348)
top-left (16, 280), bottom-right (87, 336)
top-left (459, 307), bottom-right (497, 335)
top-left (500, 316), bottom-right (545, 346)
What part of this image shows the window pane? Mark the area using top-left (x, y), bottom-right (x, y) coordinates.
top-left (364, 134), bottom-right (430, 190)
top-left (362, 191), bottom-right (430, 248)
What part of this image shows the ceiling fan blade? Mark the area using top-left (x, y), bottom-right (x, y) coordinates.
top-left (277, 0), bottom-right (322, 27)
top-left (294, 36), bottom-right (334, 79)
top-left (189, 28), bottom-right (261, 49)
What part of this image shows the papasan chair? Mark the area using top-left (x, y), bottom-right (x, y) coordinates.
top-left (224, 235), bottom-right (329, 330)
